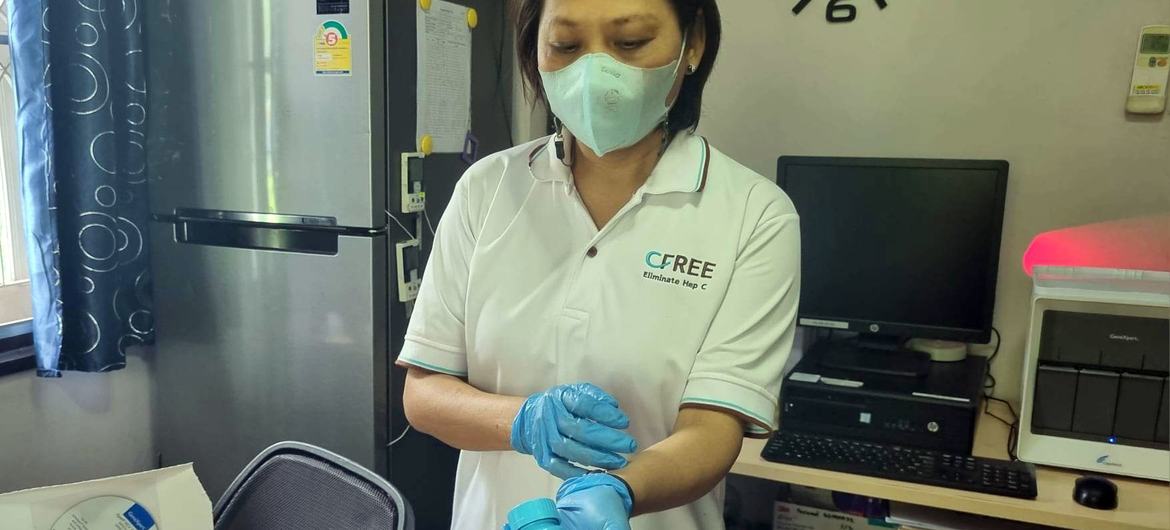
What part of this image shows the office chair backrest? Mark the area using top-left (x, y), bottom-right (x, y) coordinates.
top-left (213, 441), bottom-right (414, 530)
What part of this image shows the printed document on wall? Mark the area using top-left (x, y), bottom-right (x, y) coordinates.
top-left (417, 0), bottom-right (472, 153)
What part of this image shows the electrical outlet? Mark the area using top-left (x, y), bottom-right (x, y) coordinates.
top-left (395, 239), bottom-right (421, 302)
top-left (400, 152), bottom-right (426, 213)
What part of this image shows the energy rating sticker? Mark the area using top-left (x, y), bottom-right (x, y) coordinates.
top-left (1131, 84), bottom-right (1164, 97)
top-left (314, 20), bottom-right (352, 76)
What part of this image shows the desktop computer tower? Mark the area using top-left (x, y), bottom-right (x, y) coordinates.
top-left (780, 350), bottom-right (987, 455)
top-left (1017, 268), bottom-right (1169, 481)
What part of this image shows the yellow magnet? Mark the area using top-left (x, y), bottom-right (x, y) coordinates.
top-left (467, 8), bottom-right (479, 28)
top-left (419, 0), bottom-right (431, 11)
top-left (419, 134), bottom-right (434, 155)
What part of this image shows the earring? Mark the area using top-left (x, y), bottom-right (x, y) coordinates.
top-left (686, 64), bottom-right (696, 75)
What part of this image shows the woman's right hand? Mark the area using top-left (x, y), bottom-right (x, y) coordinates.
top-left (511, 383), bottom-right (639, 479)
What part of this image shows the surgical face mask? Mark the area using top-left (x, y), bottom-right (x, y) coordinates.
top-left (540, 38), bottom-right (687, 157)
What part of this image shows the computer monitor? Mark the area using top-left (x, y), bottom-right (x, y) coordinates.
top-left (777, 157), bottom-right (1008, 374)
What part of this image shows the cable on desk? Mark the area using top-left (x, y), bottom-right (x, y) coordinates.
top-left (975, 327), bottom-right (1018, 460)
top-left (983, 326), bottom-right (1002, 391)
top-left (983, 394), bottom-right (1019, 461)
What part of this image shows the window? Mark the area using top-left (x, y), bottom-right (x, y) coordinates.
top-left (0, 0), bottom-right (33, 331)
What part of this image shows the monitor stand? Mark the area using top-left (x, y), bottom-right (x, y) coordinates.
top-left (815, 334), bottom-right (931, 378)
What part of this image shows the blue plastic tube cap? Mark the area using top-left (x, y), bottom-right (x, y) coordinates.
top-left (507, 498), bottom-right (561, 530)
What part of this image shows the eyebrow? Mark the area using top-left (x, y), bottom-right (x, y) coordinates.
top-left (610, 14), bottom-right (660, 27)
top-left (549, 16), bottom-right (578, 28)
top-left (549, 13), bottom-right (660, 28)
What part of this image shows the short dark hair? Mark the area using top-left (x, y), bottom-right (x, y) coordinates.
top-left (511, 0), bottom-right (722, 137)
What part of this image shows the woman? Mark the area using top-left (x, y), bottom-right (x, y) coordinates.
top-left (398, 0), bottom-right (800, 528)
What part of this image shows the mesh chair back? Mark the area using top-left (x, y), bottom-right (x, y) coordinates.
top-left (213, 442), bottom-right (413, 530)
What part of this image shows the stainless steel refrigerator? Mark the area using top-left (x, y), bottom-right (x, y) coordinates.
top-left (145, 2), bottom-right (512, 526)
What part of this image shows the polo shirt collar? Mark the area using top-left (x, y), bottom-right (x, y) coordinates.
top-left (527, 133), bottom-right (712, 194)
top-left (643, 133), bottom-right (712, 195)
top-left (527, 137), bottom-right (571, 184)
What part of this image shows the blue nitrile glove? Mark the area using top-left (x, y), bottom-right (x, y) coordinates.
top-left (555, 473), bottom-right (634, 530)
top-left (511, 383), bottom-right (639, 480)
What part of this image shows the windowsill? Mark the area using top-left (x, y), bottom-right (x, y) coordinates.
top-left (0, 344), bottom-right (34, 376)
top-left (0, 321), bottom-right (34, 377)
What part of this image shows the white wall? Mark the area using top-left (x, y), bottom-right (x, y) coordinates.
top-left (0, 353), bottom-right (154, 492)
top-left (698, 0), bottom-right (1170, 404)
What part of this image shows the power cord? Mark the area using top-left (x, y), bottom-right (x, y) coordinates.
top-left (983, 394), bottom-right (1019, 461)
top-left (422, 207), bottom-right (437, 236)
top-left (385, 210), bottom-right (417, 240)
top-left (983, 326), bottom-right (1001, 391)
top-left (387, 424), bottom-right (412, 448)
top-left (978, 326), bottom-right (1019, 460)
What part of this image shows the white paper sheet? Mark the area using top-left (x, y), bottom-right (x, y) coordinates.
top-left (416, 0), bottom-right (472, 153)
top-left (0, 464), bottom-right (213, 530)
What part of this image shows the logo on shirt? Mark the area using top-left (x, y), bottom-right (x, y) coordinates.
top-left (642, 250), bottom-right (717, 291)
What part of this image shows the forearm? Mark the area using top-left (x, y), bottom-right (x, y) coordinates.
top-left (614, 408), bottom-right (745, 516)
top-left (401, 366), bottom-right (524, 451)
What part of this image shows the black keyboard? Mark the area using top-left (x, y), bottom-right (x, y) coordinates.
top-left (762, 431), bottom-right (1038, 499)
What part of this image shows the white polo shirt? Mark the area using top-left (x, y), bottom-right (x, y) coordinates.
top-left (398, 132), bottom-right (800, 530)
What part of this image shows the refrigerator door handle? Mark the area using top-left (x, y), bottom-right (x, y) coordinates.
top-left (174, 208), bottom-right (338, 227)
top-left (174, 218), bottom-right (340, 256)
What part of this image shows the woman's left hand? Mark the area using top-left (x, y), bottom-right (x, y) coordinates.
top-left (555, 473), bottom-right (634, 530)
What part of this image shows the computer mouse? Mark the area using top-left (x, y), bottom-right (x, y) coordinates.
top-left (1073, 475), bottom-right (1118, 510)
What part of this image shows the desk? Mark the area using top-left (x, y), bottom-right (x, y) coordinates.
top-left (732, 401), bottom-right (1170, 530)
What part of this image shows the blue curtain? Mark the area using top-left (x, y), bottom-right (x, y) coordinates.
top-left (8, 0), bottom-right (152, 377)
